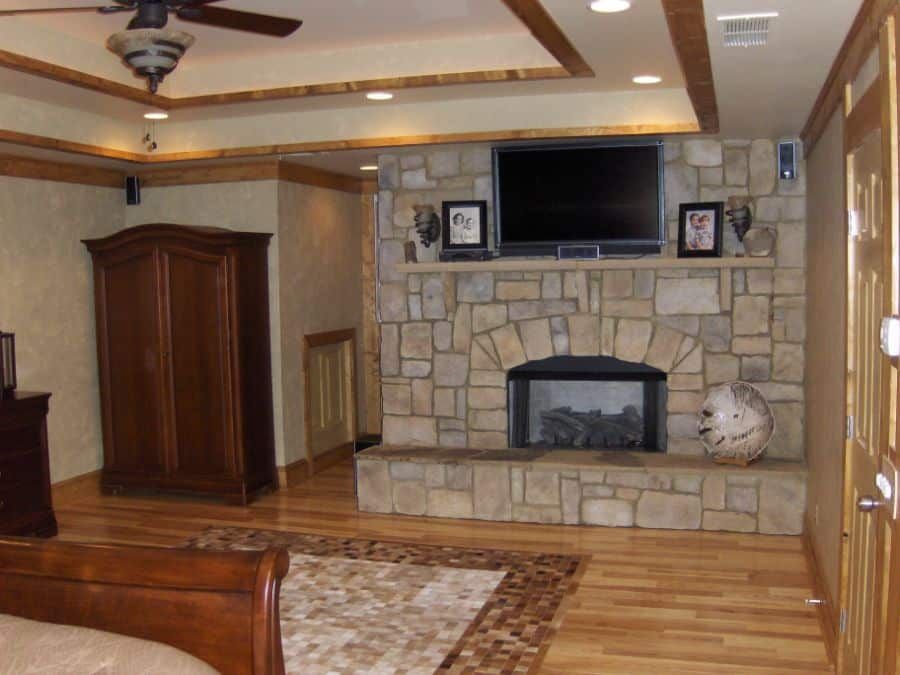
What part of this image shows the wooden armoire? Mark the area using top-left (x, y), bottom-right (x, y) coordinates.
top-left (84, 224), bottom-right (277, 504)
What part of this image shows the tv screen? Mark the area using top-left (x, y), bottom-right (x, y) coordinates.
top-left (494, 142), bottom-right (665, 254)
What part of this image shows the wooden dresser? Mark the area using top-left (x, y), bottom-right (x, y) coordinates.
top-left (84, 224), bottom-right (277, 504)
top-left (0, 392), bottom-right (57, 537)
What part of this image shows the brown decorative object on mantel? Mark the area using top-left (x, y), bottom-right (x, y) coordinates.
top-left (0, 392), bottom-right (57, 537)
top-left (0, 332), bottom-right (16, 399)
top-left (83, 224), bottom-right (278, 505)
top-left (403, 240), bottom-right (418, 263)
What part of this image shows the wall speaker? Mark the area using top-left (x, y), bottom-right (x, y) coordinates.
top-left (125, 176), bottom-right (141, 205)
top-left (778, 141), bottom-right (796, 181)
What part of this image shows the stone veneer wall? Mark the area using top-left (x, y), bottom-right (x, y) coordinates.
top-left (357, 455), bottom-right (807, 534)
top-left (376, 140), bottom-right (807, 460)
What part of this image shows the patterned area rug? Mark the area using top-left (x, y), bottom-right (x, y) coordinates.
top-left (185, 527), bottom-right (588, 675)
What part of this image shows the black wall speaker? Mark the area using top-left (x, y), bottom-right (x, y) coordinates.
top-left (778, 141), bottom-right (796, 181)
top-left (125, 176), bottom-right (141, 205)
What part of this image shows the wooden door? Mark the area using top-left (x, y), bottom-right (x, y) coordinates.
top-left (95, 247), bottom-right (167, 476)
top-left (841, 13), bottom-right (900, 675)
top-left (160, 246), bottom-right (235, 480)
top-left (304, 330), bottom-right (357, 471)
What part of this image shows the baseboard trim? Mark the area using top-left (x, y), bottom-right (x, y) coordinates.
top-left (312, 442), bottom-right (355, 475)
top-left (276, 458), bottom-right (309, 489)
top-left (51, 469), bottom-right (102, 506)
top-left (802, 515), bottom-right (839, 668)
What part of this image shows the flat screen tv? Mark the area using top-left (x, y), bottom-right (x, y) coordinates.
top-left (493, 141), bottom-right (665, 255)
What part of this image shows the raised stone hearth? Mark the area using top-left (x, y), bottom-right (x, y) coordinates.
top-left (356, 447), bottom-right (806, 535)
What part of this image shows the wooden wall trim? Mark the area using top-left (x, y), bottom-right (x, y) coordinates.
top-left (0, 122), bottom-right (700, 167)
top-left (845, 80), bottom-right (883, 151)
top-left (51, 469), bottom-right (102, 506)
top-left (660, 0), bottom-right (719, 134)
top-left (0, 154), bottom-right (125, 187)
top-left (499, 0), bottom-right (594, 77)
top-left (803, 516), bottom-right (840, 667)
top-left (278, 163), bottom-right (376, 195)
top-left (167, 67), bottom-right (571, 109)
top-left (0, 49), bottom-right (157, 106)
top-left (801, 0), bottom-right (898, 157)
top-left (0, 129), bottom-right (144, 162)
top-left (276, 457), bottom-right (309, 489)
top-left (140, 123), bottom-right (700, 164)
top-left (138, 160), bottom-right (281, 187)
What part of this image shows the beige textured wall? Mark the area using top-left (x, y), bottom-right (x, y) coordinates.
top-left (277, 181), bottom-right (365, 465)
top-left (805, 109), bottom-right (846, 611)
top-left (123, 182), bottom-right (286, 463)
top-left (0, 177), bottom-right (124, 482)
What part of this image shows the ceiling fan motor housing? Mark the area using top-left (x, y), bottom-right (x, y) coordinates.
top-left (127, 1), bottom-right (169, 30)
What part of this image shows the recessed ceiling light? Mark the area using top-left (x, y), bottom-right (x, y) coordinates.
top-left (632, 75), bottom-right (662, 85)
top-left (359, 165), bottom-right (378, 171)
top-left (366, 92), bottom-right (393, 101)
top-left (143, 111), bottom-right (169, 120)
top-left (588, 0), bottom-right (631, 12)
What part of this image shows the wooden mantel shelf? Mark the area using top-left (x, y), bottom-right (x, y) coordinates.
top-left (395, 256), bottom-right (775, 274)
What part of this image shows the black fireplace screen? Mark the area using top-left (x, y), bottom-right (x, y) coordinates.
top-left (507, 356), bottom-right (667, 451)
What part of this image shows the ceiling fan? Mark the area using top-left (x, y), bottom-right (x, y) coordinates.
top-left (0, 1), bottom-right (303, 93)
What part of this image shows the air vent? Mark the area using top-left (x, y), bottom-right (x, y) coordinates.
top-left (717, 12), bottom-right (777, 48)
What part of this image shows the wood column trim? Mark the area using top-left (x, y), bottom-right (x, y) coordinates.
top-left (660, 0), bottom-right (719, 134)
top-left (0, 154), bottom-right (125, 187)
top-left (803, 516), bottom-right (839, 666)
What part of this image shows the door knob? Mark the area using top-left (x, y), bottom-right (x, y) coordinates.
top-left (858, 495), bottom-right (883, 512)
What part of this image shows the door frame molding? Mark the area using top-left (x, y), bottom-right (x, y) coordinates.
top-left (302, 328), bottom-right (359, 478)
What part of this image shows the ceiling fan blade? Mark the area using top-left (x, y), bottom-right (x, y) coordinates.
top-left (176, 6), bottom-right (301, 37)
top-left (0, 7), bottom-right (112, 16)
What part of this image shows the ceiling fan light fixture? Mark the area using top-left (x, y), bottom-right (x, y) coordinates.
top-left (107, 28), bottom-right (195, 94)
top-left (359, 165), bottom-right (378, 171)
top-left (143, 110), bottom-right (169, 120)
top-left (632, 75), bottom-right (662, 85)
top-left (366, 92), bottom-right (394, 101)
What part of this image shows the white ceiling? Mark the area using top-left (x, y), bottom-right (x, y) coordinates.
top-left (705, 0), bottom-right (863, 139)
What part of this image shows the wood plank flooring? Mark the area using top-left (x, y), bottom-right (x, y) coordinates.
top-left (54, 460), bottom-right (833, 674)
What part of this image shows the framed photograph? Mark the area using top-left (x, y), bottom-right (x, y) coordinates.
top-left (441, 200), bottom-right (488, 251)
top-left (677, 202), bottom-right (724, 257)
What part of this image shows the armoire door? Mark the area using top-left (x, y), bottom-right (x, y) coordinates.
top-left (159, 246), bottom-right (236, 480)
top-left (96, 247), bottom-right (167, 475)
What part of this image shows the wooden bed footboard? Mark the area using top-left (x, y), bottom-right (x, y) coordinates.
top-left (0, 537), bottom-right (290, 675)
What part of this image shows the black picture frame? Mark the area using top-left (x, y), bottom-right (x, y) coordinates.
top-left (441, 200), bottom-right (488, 251)
top-left (677, 202), bottom-right (724, 258)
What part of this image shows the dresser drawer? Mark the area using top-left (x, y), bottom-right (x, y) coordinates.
top-left (0, 480), bottom-right (46, 518)
top-left (0, 424), bottom-right (42, 457)
top-left (0, 448), bottom-right (42, 486)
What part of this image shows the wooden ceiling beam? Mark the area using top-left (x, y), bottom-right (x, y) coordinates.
top-left (660, 0), bottom-right (719, 134)
top-left (499, 0), bottom-right (594, 77)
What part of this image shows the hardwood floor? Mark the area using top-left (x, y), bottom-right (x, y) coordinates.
top-left (54, 460), bottom-right (832, 674)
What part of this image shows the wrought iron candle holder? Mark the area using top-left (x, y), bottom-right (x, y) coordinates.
top-left (0, 331), bottom-right (17, 398)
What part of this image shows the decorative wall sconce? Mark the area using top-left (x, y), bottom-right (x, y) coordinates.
top-left (413, 204), bottom-right (441, 247)
top-left (726, 195), bottom-right (753, 242)
top-left (0, 332), bottom-right (17, 398)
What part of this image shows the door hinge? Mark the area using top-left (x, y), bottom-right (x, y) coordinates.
top-left (840, 607), bottom-right (848, 633)
top-left (846, 415), bottom-right (855, 439)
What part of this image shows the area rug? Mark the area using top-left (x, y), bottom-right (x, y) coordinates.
top-left (184, 527), bottom-right (588, 675)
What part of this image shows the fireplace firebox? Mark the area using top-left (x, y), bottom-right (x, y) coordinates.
top-left (508, 356), bottom-right (667, 451)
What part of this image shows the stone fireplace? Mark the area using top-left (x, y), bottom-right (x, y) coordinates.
top-left (361, 140), bottom-right (809, 534)
top-left (508, 356), bottom-right (667, 451)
